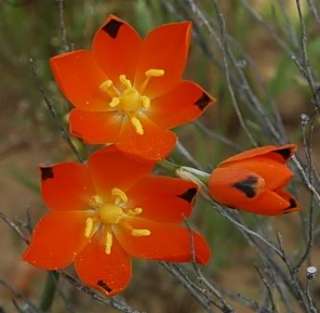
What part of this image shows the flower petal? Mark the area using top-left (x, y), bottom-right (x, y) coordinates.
top-left (40, 162), bottom-right (94, 211)
top-left (225, 157), bottom-right (293, 190)
top-left (239, 190), bottom-right (294, 216)
top-left (69, 109), bottom-right (122, 144)
top-left (220, 144), bottom-right (297, 166)
top-left (126, 176), bottom-right (197, 222)
top-left (92, 15), bottom-right (142, 83)
top-left (209, 167), bottom-right (266, 206)
top-left (117, 116), bottom-right (176, 160)
top-left (150, 81), bottom-right (215, 129)
top-left (115, 218), bottom-right (211, 264)
top-left (75, 232), bottom-right (131, 296)
top-left (23, 211), bottom-right (89, 270)
top-left (135, 22), bottom-right (192, 98)
top-left (50, 50), bottom-right (109, 111)
top-left (88, 146), bottom-right (154, 194)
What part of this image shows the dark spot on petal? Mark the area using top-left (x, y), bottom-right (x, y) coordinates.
top-left (178, 187), bottom-right (197, 203)
top-left (40, 167), bottom-right (54, 180)
top-left (194, 93), bottom-right (211, 110)
top-left (275, 147), bottom-right (292, 160)
top-left (283, 197), bottom-right (297, 214)
top-left (233, 176), bottom-right (258, 198)
top-left (97, 280), bottom-right (112, 293)
top-left (102, 19), bottom-right (123, 39)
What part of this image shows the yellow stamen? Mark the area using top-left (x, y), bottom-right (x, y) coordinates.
top-left (105, 231), bottom-right (113, 254)
top-left (89, 195), bottom-right (104, 208)
top-left (84, 217), bottom-right (94, 238)
top-left (145, 69), bottom-right (165, 77)
top-left (131, 229), bottom-right (151, 237)
top-left (109, 97), bottom-right (120, 108)
top-left (131, 116), bottom-right (144, 135)
top-left (112, 188), bottom-right (128, 204)
top-left (141, 96), bottom-right (150, 109)
top-left (99, 80), bottom-right (119, 97)
top-left (119, 74), bottom-right (132, 89)
top-left (128, 207), bottom-right (143, 216)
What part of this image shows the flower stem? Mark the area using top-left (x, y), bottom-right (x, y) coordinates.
top-left (39, 271), bottom-right (59, 312)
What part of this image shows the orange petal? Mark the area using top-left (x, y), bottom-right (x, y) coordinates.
top-left (74, 232), bottom-right (131, 296)
top-left (135, 22), bottom-right (192, 98)
top-left (50, 50), bottom-right (109, 111)
top-left (126, 176), bottom-right (198, 222)
top-left (92, 15), bottom-right (142, 83)
top-left (88, 146), bottom-right (154, 194)
top-left (238, 190), bottom-right (294, 216)
top-left (23, 211), bottom-right (89, 270)
top-left (115, 218), bottom-right (211, 264)
top-left (209, 167), bottom-right (266, 206)
top-left (150, 81), bottom-right (215, 129)
top-left (117, 116), bottom-right (176, 160)
top-left (209, 168), bottom-right (296, 216)
top-left (220, 144), bottom-right (297, 166)
top-left (69, 109), bottom-right (123, 144)
top-left (225, 157), bottom-right (293, 190)
top-left (276, 189), bottom-right (301, 214)
top-left (40, 162), bottom-right (94, 211)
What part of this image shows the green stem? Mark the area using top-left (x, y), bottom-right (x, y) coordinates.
top-left (39, 271), bottom-right (59, 312)
top-left (158, 159), bottom-right (180, 173)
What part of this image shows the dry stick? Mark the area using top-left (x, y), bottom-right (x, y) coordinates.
top-left (56, 0), bottom-right (70, 52)
top-left (29, 58), bottom-right (83, 163)
top-left (194, 122), bottom-right (242, 152)
top-left (176, 140), bottom-right (204, 170)
top-left (307, 0), bottom-right (320, 26)
top-left (183, 219), bottom-right (235, 313)
top-left (60, 272), bottom-right (144, 313)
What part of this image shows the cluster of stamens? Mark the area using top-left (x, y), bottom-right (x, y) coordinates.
top-left (84, 188), bottom-right (151, 255)
top-left (99, 69), bottom-right (165, 135)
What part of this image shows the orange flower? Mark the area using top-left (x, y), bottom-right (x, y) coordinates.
top-left (50, 15), bottom-right (214, 160)
top-left (23, 146), bottom-right (211, 296)
top-left (208, 144), bottom-right (300, 216)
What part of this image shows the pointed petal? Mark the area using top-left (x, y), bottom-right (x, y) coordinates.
top-left (226, 157), bottom-right (293, 190)
top-left (150, 81), bottom-right (215, 129)
top-left (240, 190), bottom-right (294, 216)
top-left (92, 15), bottom-right (142, 82)
top-left (23, 211), bottom-right (89, 270)
top-left (69, 109), bottom-right (122, 144)
top-left (209, 167), bottom-right (266, 206)
top-left (220, 144), bottom-right (297, 166)
top-left (115, 218), bottom-right (211, 264)
top-left (88, 146), bottom-right (154, 194)
top-left (40, 162), bottom-right (94, 211)
top-left (127, 176), bottom-right (198, 223)
top-left (276, 190), bottom-right (300, 214)
top-left (135, 22), bottom-right (192, 98)
top-left (117, 116), bottom-right (176, 160)
top-left (50, 50), bottom-right (109, 111)
top-left (75, 232), bottom-right (131, 296)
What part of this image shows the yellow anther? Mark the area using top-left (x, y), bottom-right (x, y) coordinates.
top-left (89, 195), bottom-right (104, 209)
top-left (105, 231), bottom-right (113, 254)
top-left (99, 80), bottom-right (113, 92)
top-left (128, 207), bottom-right (143, 216)
top-left (84, 217), bottom-right (94, 238)
top-left (109, 97), bottom-right (120, 108)
top-left (145, 69), bottom-right (165, 77)
top-left (119, 74), bottom-right (132, 89)
top-left (131, 116), bottom-right (144, 135)
top-left (131, 229), bottom-right (151, 237)
top-left (112, 188), bottom-right (128, 204)
top-left (141, 96), bottom-right (150, 109)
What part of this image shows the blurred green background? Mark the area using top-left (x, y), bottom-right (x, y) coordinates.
top-left (1, 0), bottom-right (319, 312)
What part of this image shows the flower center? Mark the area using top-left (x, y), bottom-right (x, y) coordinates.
top-left (99, 69), bottom-right (165, 135)
top-left (84, 188), bottom-right (151, 255)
